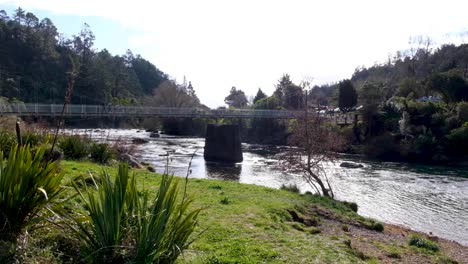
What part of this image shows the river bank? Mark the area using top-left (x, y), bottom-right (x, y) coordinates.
top-left (64, 128), bottom-right (468, 246)
top-left (55, 161), bottom-right (466, 263)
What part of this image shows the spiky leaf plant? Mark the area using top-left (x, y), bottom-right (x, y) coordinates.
top-left (70, 163), bottom-right (200, 263)
top-left (0, 145), bottom-right (64, 240)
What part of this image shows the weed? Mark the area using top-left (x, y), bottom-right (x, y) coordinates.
top-left (58, 135), bottom-right (90, 160)
top-left (437, 256), bottom-right (459, 264)
top-left (386, 252), bottom-right (401, 259)
top-left (220, 197), bottom-right (231, 205)
top-left (409, 234), bottom-right (439, 252)
top-left (0, 130), bottom-right (15, 156)
top-left (208, 185), bottom-right (223, 190)
top-left (90, 143), bottom-right (114, 164)
top-left (280, 183), bottom-right (300, 193)
top-left (309, 227), bottom-right (321, 234)
top-left (342, 201), bottom-right (358, 212)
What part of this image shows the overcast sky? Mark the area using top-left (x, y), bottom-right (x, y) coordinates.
top-left (1, 0), bottom-right (468, 108)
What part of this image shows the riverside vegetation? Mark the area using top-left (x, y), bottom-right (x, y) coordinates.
top-left (0, 129), bottom-right (467, 263)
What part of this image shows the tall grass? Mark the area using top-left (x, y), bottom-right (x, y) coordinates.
top-left (134, 174), bottom-right (200, 263)
top-left (58, 135), bottom-right (90, 160)
top-left (70, 164), bottom-right (131, 262)
top-left (0, 145), bottom-right (64, 240)
top-left (0, 130), bottom-right (15, 157)
top-left (90, 143), bottom-right (115, 164)
top-left (69, 163), bottom-right (200, 263)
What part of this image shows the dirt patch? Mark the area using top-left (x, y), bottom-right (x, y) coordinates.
top-left (287, 206), bottom-right (468, 264)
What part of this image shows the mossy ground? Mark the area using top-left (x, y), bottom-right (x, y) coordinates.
top-left (5, 160), bottom-right (466, 263)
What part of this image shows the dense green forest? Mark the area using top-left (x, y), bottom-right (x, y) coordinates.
top-left (0, 8), bottom-right (174, 104)
top-left (0, 7), bottom-right (206, 131)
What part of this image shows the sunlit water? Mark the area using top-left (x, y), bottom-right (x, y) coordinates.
top-left (66, 128), bottom-right (468, 245)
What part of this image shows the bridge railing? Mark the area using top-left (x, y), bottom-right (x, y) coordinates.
top-left (0, 103), bottom-right (356, 122)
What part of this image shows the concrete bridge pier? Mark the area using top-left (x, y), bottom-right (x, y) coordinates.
top-left (204, 124), bottom-right (243, 163)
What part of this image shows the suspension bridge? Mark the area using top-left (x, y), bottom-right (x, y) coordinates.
top-left (0, 103), bottom-right (356, 123)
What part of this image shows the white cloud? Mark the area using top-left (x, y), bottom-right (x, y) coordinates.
top-left (2, 0), bottom-right (468, 107)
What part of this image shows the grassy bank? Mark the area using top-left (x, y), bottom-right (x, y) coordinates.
top-left (3, 160), bottom-right (466, 263)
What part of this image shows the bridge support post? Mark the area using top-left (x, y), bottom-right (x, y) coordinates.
top-left (204, 124), bottom-right (243, 163)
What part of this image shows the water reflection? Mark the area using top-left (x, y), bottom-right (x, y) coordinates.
top-left (205, 162), bottom-right (242, 180)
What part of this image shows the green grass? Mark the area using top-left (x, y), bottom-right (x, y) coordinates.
top-left (3, 160), bottom-right (460, 264)
top-left (409, 234), bottom-right (440, 252)
top-left (59, 161), bottom-right (368, 263)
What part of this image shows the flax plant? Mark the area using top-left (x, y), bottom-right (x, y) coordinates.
top-left (0, 145), bottom-right (64, 240)
top-left (69, 163), bottom-right (200, 263)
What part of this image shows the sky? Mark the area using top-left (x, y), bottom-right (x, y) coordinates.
top-left (1, 0), bottom-right (468, 108)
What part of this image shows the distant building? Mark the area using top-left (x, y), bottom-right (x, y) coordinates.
top-left (416, 96), bottom-right (442, 103)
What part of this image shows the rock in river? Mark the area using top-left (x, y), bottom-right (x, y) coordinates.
top-left (340, 161), bottom-right (364, 169)
top-left (119, 153), bottom-right (144, 169)
top-left (149, 132), bottom-right (160, 138)
top-left (132, 137), bottom-right (149, 144)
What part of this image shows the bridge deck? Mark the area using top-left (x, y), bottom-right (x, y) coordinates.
top-left (0, 103), bottom-right (355, 123)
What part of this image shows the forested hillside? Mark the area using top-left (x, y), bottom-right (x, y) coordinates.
top-left (310, 38), bottom-right (468, 163)
top-left (0, 8), bottom-right (171, 105)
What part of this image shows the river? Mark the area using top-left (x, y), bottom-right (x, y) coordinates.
top-left (68, 128), bottom-right (468, 246)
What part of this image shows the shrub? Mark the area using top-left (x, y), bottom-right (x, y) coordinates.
top-left (371, 222), bottom-right (384, 232)
top-left (21, 130), bottom-right (48, 148)
top-left (90, 143), bottom-right (114, 164)
top-left (342, 201), bottom-right (358, 213)
top-left (364, 221), bottom-right (384, 232)
top-left (220, 197), bottom-right (231, 204)
top-left (0, 130), bottom-right (16, 156)
top-left (0, 145), bottom-right (64, 241)
top-left (457, 101), bottom-right (468, 123)
top-left (446, 123), bottom-right (468, 157)
top-left (280, 184), bottom-right (300, 193)
top-left (69, 164), bottom-right (200, 263)
top-left (58, 135), bottom-right (90, 160)
top-left (409, 234), bottom-right (439, 252)
top-left (42, 148), bottom-right (63, 163)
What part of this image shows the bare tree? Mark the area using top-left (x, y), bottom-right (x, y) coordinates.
top-left (280, 116), bottom-right (343, 198)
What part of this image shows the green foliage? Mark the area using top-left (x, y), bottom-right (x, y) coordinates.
top-left (90, 143), bottom-right (114, 164)
top-left (445, 123), bottom-right (468, 156)
top-left (220, 197), bottom-right (231, 205)
top-left (359, 82), bottom-right (383, 107)
top-left (342, 201), bottom-right (358, 213)
top-left (254, 96), bottom-right (281, 110)
top-left (415, 130), bottom-right (438, 159)
top-left (225, 86), bottom-right (248, 108)
top-left (370, 222), bottom-right (384, 232)
top-left (69, 163), bottom-right (200, 263)
top-left (456, 101), bottom-right (468, 123)
top-left (427, 71), bottom-right (468, 103)
top-left (0, 9), bottom-right (168, 104)
top-left (253, 88), bottom-right (267, 104)
top-left (58, 135), bottom-right (90, 160)
top-left (409, 234), bottom-right (439, 252)
top-left (280, 184), bottom-right (300, 193)
top-left (69, 164), bottom-right (132, 262)
top-left (364, 132), bottom-right (399, 159)
top-left (0, 130), bottom-right (15, 157)
top-left (134, 175), bottom-right (200, 263)
top-left (338, 79), bottom-right (357, 111)
top-left (0, 145), bottom-right (64, 240)
top-left (397, 78), bottom-right (424, 98)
